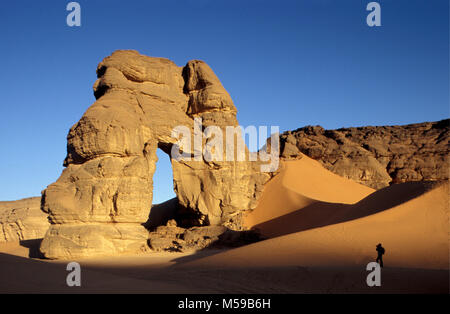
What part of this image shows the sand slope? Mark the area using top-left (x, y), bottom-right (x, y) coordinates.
top-left (192, 159), bottom-right (449, 270)
top-left (243, 157), bottom-right (374, 233)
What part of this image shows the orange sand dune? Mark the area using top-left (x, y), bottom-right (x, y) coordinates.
top-left (189, 179), bottom-right (449, 270)
top-left (251, 179), bottom-right (437, 239)
top-left (244, 157), bottom-right (374, 232)
top-left (245, 158), bottom-right (439, 240)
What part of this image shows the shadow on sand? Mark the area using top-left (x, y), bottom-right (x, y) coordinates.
top-left (252, 181), bottom-right (437, 238)
top-left (1, 250), bottom-right (448, 294)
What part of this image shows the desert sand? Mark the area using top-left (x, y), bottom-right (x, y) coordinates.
top-left (193, 158), bottom-right (449, 270)
top-left (0, 157), bottom-right (448, 293)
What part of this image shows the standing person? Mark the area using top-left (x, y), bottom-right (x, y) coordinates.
top-left (376, 243), bottom-right (385, 267)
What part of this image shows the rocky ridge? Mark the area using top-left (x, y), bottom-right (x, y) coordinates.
top-left (280, 119), bottom-right (449, 189)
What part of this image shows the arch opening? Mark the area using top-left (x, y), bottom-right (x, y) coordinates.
top-left (145, 148), bottom-right (178, 229)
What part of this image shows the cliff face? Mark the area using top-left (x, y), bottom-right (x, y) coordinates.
top-left (280, 120), bottom-right (449, 189)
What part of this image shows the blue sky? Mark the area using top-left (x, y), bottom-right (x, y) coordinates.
top-left (0, 0), bottom-right (448, 202)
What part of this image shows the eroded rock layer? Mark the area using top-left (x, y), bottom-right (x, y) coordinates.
top-left (0, 197), bottom-right (49, 242)
top-left (280, 120), bottom-right (449, 189)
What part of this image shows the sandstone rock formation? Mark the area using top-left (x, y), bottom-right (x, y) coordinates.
top-left (40, 50), bottom-right (271, 259)
top-left (0, 197), bottom-right (49, 242)
top-left (280, 120), bottom-right (449, 189)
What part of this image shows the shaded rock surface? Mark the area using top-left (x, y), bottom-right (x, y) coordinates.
top-left (147, 222), bottom-right (262, 253)
top-left (40, 50), bottom-right (271, 259)
top-left (0, 197), bottom-right (49, 242)
top-left (280, 120), bottom-right (449, 189)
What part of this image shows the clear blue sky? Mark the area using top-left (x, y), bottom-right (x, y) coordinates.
top-left (0, 0), bottom-right (448, 202)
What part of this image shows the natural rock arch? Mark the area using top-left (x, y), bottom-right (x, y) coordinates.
top-left (40, 50), bottom-right (271, 259)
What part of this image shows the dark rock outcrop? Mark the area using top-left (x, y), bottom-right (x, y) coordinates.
top-left (147, 221), bottom-right (262, 253)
